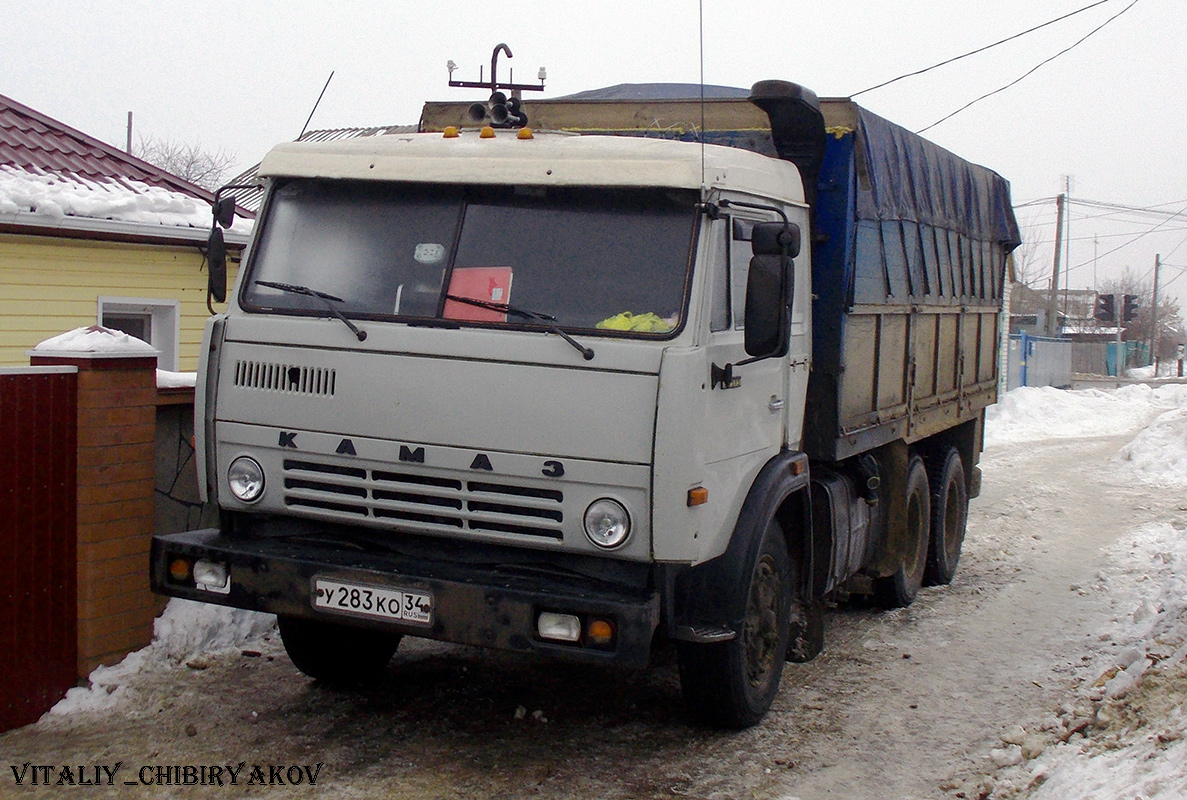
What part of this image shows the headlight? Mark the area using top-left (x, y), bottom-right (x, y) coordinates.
top-left (583, 498), bottom-right (631, 549)
top-left (227, 456), bottom-right (265, 503)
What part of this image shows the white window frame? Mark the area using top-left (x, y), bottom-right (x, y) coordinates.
top-left (97, 296), bottom-right (180, 371)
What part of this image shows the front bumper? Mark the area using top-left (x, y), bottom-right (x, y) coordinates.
top-left (151, 528), bottom-right (661, 669)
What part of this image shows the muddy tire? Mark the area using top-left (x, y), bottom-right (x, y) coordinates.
top-left (278, 616), bottom-right (401, 685)
top-left (925, 447), bottom-right (968, 586)
top-left (677, 518), bottom-right (793, 729)
top-left (874, 456), bottom-right (931, 608)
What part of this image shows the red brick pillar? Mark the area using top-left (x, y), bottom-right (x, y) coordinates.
top-left (30, 351), bottom-right (159, 677)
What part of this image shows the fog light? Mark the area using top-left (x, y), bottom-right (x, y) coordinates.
top-left (228, 456), bottom-right (265, 503)
top-left (193, 559), bottom-right (230, 594)
top-left (586, 618), bottom-right (616, 647)
top-left (168, 557), bottom-right (191, 583)
top-left (537, 612), bottom-right (581, 643)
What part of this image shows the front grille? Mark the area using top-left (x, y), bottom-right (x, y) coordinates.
top-left (282, 459), bottom-right (564, 540)
top-left (233, 361), bottom-right (336, 396)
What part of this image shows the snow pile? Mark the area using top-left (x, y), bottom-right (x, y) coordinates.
top-left (50, 600), bottom-right (274, 716)
top-left (156, 369), bottom-right (198, 389)
top-left (32, 325), bottom-right (158, 355)
top-left (1000, 522), bottom-right (1187, 799)
top-left (0, 164), bottom-right (253, 233)
top-left (984, 384), bottom-right (1187, 446)
top-left (983, 384), bottom-right (1187, 799)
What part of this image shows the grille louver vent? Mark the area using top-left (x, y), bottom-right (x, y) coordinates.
top-left (282, 459), bottom-right (564, 540)
top-left (233, 361), bottom-right (335, 396)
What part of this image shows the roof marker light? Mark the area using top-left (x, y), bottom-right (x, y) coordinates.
top-left (443, 126), bottom-right (460, 138)
top-left (480, 126), bottom-right (496, 139)
top-left (517, 127), bottom-right (534, 140)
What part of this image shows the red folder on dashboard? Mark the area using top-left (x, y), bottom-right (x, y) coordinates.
top-left (443, 267), bottom-right (514, 322)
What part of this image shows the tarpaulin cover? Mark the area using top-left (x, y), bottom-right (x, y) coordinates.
top-left (852, 106), bottom-right (1021, 252)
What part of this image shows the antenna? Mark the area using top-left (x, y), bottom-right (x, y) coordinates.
top-left (699, 0), bottom-right (707, 199)
top-left (299, 71), bottom-right (335, 140)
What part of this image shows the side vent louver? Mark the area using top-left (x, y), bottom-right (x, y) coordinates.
top-left (233, 361), bottom-right (336, 396)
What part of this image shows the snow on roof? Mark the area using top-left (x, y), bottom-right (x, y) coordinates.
top-left (0, 91), bottom-right (253, 239)
top-left (31, 325), bottom-right (159, 357)
top-left (0, 164), bottom-right (252, 233)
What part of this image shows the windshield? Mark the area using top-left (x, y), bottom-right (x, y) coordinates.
top-left (241, 180), bottom-right (697, 335)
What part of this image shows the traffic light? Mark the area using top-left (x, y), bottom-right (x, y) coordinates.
top-left (1094, 293), bottom-right (1116, 322)
top-left (1123, 294), bottom-right (1139, 323)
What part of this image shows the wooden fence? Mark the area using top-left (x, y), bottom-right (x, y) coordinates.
top-left (0, 367), bottom-right (78, 731)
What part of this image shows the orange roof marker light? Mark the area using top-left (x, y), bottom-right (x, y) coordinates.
top-left (516, 127), bottom-right (534, 140)
top-left (479, 126), bottom-right (497, 139)
top-left (442, 126), bottom-right (460, 139)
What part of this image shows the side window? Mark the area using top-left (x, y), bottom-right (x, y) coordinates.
top-left (729, 216), bottom-right (767, 329)
top-left (708, 221), bottom-right (730, 332)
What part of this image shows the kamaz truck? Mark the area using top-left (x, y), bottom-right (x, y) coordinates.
top-left (151, 79), bottom-right (1020, 728)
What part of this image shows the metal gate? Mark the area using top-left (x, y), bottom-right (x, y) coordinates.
top-left (0, 366), bottom-right (78, 731)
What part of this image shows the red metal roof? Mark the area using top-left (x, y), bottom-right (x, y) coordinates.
top-left (0, 92), bottom-right (217, 202)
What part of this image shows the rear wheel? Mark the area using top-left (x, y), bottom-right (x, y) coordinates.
top-left (925, 447), bottom-right (968, 586)
top-left (278, 616), bottom-right (401, 685)
top-left (874, 456), bottom-right (930, 608)
top-left (677, 518), bottom-right (793, 729)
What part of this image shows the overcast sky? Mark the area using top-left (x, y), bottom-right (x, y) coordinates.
top-left (4, 0), bottom-right (1185, 310)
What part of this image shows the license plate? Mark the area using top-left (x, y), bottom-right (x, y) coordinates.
top-left (313, 577), bottom-right (433, 626)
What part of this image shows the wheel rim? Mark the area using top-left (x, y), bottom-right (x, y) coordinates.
top-left (743, 555), bottom-right (782, 688)
top-left (905, 487), bottom-right (927, 581)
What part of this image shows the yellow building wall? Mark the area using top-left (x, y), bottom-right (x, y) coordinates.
top-left (0, 233), bottom-right (240, 372)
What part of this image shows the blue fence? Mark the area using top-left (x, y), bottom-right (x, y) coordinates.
top-left (1007, 332), bottom-right (1072, 390)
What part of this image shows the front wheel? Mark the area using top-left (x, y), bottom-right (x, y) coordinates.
top-left (278, 616), bottom-right (401, 685)
top-left (677, 518), bottom-right (793, 729)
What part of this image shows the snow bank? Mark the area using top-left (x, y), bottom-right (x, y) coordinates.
top-left (1019, 522), bottom-right (1187, 799)
top-left (1113, 407), bottom-right (1187, 487)
top-left (32, 325), bottom-right (158, 355)
top-left (50, 599), bottom-right (275, 716)
top-left (985, 384), bottom-right (1187, 447)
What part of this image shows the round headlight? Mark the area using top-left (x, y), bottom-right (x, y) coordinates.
top-left (228, 456), bottom-right (265, 503)
top-left (583, 498), bottom-right (631, 549)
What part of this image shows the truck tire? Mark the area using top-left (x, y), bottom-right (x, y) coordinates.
top-left (278, 616), bottom-right (401, 685)
top-left (925, 447), bottom-right (968, 586)
top-left (874, 456), bottom-right (930, 608)
top-left (677, 518), bottom-right (793, 729)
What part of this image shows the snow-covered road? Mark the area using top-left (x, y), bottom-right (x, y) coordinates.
top-left (2, 383), bottom-right (1185, 799)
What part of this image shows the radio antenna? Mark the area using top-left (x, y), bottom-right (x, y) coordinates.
top-left (699, 0), bottom-right (707, 199)
top-left (298, 71), bottom-right (335, 140)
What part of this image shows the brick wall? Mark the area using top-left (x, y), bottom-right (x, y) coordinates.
top-left (31, 353), bottom-right (162, 676)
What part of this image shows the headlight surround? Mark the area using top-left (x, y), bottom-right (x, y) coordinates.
top-left (227, 456), bottom-right (265, 503)
top-left (583, 498), bottom-right (631, 549)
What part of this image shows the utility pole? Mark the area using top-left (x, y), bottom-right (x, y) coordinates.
top-left (126, 112), bottom-right (133, 154)
top-left (1150, 253), bottom-right (1161, 373)
top-left (1045, 193), bottom-right (1066, 337)
top-left (1062, 176), bottom-right (1072, 319)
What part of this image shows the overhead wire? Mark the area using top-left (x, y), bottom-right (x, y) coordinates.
top-left (917, 0), bottom-right (1142, 133)
top-left (850, 0), bottom-right (1117, 98)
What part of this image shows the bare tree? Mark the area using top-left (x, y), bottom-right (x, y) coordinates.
top-left (134, 135), bottom-right (237, 191)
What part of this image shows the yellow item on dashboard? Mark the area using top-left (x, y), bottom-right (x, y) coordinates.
top-left (596, 312), bottom-right (673, 333)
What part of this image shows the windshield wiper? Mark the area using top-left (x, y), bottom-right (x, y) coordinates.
top-left (444, 294), bottom-right (594, 361)
top-left (256, 280), bottom-right (367, 341)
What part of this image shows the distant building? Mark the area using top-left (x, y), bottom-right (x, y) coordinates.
top-left (0, 93), bottom-right (252, 370)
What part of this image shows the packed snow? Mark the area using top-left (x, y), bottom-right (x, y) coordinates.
top-left (40, 383), bottom-right (1187, 798)
top-left (156, 369), bottom-right (198, 389)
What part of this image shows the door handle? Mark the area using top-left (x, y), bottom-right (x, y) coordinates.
top-left (768, 396), bottom-right (784, 412)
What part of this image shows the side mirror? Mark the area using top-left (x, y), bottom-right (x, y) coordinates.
top-left (743, 254), bottom-right (791, 359)
top-left (743, 221), bottom-right (797, 359)
top-left (751, 220), bottom-right (800, 258)
top-left (213, 196), bottom-right (236, 229)
top-left (207, 226), bottom-right (227, 304)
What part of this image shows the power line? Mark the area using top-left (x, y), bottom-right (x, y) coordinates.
top-left (918, 0), bottom-right (1142, 134)
top-left (850, 0), bottom-right (1117, 98)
